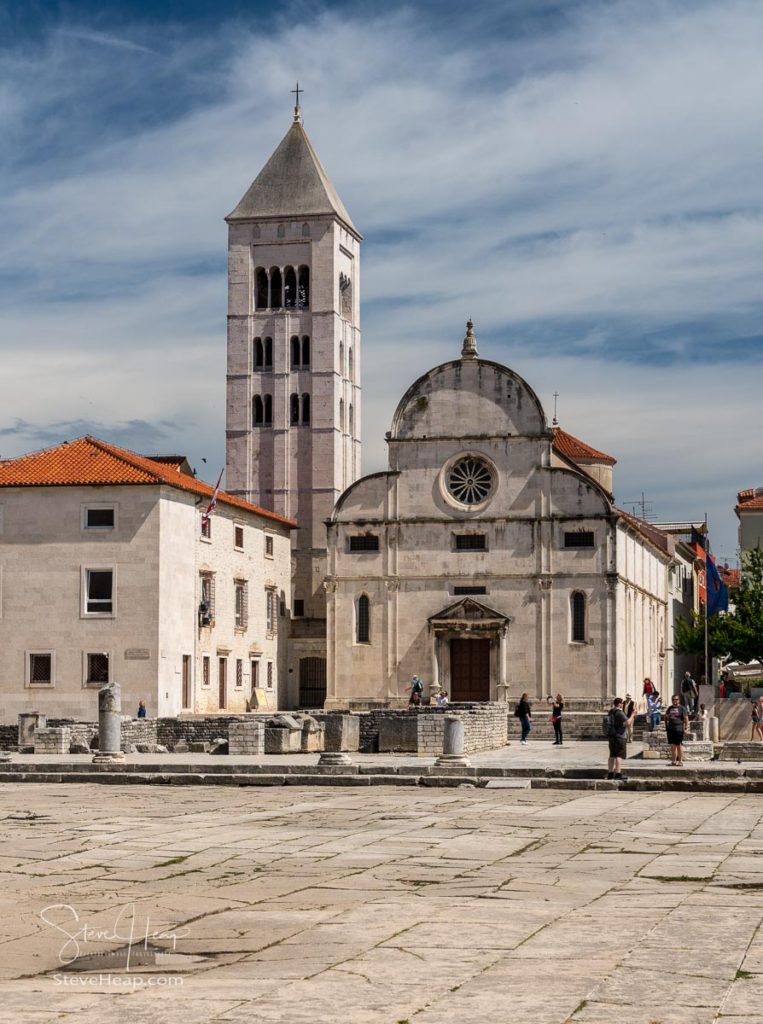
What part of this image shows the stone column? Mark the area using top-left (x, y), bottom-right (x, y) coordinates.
top-left (18, 712), bottom-right (46, 752)
top-left (431, 634), bottom-right (440, 691)
top-left (435, 715), bottom-right (470, 767)
top-left (498, 629), bottom-right (508, 701)
top-left (92, 683), bottom-right (125, 763)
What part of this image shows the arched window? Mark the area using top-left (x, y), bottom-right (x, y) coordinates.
top-left (356, 595), bottom-right (370, 644)
top-left (270, 267), bottom-right (282, 308)
top-left (254, 337), bottom-right (263, 369)
top-left (255, 268), bottom-right (268, 309)
top-left (302, 393), bottom-right (310, 424)
top-left (252, 396), bottom-right (264, 426)
top-left (301, 335), bottom-right (310, 366)
top-left (290, 394), bottom-right (299, 425)
top-left (571, 592), bottom-right (587, 643)
top-left (264, 394), bottom-right (272, 424)
top-left (339, 398), bottom-right (345, 433)
top-left (264, 337), bottom-right (273, 368)
top-left (298, 266), bottom-right (310, 308)
top-left (277, 223), bottom-right (285, 238)
top-left (349, 403), bottom-right (353, 435)
top-left (301, 223), bottom-right (310, 238)
top-left (291, 335), bottom-right (301, 367)
top-left (284, 266), bottom-right (297, 308)
top-left (348, 347), bottom-right (353, 380)
top-left (339, 341), bottom-right (344, 374)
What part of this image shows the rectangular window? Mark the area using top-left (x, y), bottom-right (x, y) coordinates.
top-left (28, 652), bottom-right (53, 686)
top-left (267, 661), bottom-right (273, 688)
top-left (349, 535), bottom-right (379, 552)
top-left (202, 655), bottom-right (210, 687)
top-left (266, 589), bottom-right (277, 635)
top-left (293, 599), bottom-right (305, 617)
top-left (453, 586), bottom-right (487, 595)
top-left (265, 535), bottom-right (274, 557)
top-left (200, 573), bottom-right (215, 624)
top-left (564, 531), bottom-right (595, 549)
top-left (86, 652), bottom-right (110, 687)
top-left (234, 525), bottom-right (244, 550)
top-left (201, 515), bottom-right (211, 539)
top-left (454, 534), bottom-right (486, 551)
top-left (235, 659), bottom-right (243, 688)
top-left (85, 507), bottom-right (115, 529)
top-left (85, 569), bottom-right (113, 614)
top-left (234, 580), bottom-right (248, 630)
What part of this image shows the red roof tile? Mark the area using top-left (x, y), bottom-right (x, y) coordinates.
top-left (737, 486), bottom-right (763, 511)
top-left (0, 436), bottom-right (295, 528)
top-left (552, 427), bottom-right (616, 465)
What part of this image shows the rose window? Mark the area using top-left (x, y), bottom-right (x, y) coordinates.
top-left (446, 457), bottom-right (493, 506)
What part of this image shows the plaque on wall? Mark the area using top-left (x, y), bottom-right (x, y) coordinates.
top-left (124, 649), bottom-right (151, 660)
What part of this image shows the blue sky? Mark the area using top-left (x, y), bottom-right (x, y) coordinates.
top-left (0, 0), bottom-right (761, 560)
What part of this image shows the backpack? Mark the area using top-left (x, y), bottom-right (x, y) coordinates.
top-left (411, 678), bottom-right (423, 694)
top-left (602, 710), bottom-right (616, 737)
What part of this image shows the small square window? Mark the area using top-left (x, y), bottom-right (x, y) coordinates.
top-left (28, 653), bottom-right (52, 686)
top-left (234, 525), bottom-right (244, 550)
top-left (564, 531), bottom-right (595, 549)
top-left (349, 535), bottom-right (379, 552)
top-left (85, 507), bottom-right (115, 529)
top-left (454, 534), bottom-right (486, 551)
top-left (86, 652), bottom-right (110, 686)
top-left (265, 535), bottom-right (274, 557)
top-left (293, 599), bottom-right (305, 617)
top-left (85, 569), bottom-right (113, 615)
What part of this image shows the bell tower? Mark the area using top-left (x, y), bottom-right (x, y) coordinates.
top-left (225, 97), bottom-right (362, 704)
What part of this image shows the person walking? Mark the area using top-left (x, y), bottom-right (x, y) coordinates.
top-left (605, 697), bottom-right (634, 781)
top-left (750, 697), bottom-right (763, 741)
top-left (137, 700), bottom-right (147, 718)
top-left (515, 693), bottom-right (532, 745)
top-left (681, 672), bottom-right (698, 716)
top-left (548, 693), bottom-right (564, 745)
top-left (623, 694), bottom-right (636, 742)
top-left (647, 690), bottom-right (662, 731)
top-left (665, 694), bottom-right (689, 765)
top-left (409, 675), bottom-right (424, 705)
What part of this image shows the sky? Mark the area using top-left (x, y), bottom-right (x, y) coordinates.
top-left (0, 0), bottom-right (760, 561)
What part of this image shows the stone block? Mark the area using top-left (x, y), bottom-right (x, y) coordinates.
top-left (209, 739), bottom-right (229, 755)
top-left (228, 721), bottom-right (265, 756)
top-left (34, 727), bottom-right (71, 755)
top-left (18, 713), bottom-right (46, 749)
top-left (69, 742), bottom-right (91, 754)
top-left (323, 715), bottom-right (360, 752)
top-left (378, 715), bottom-right (418, 753)
top-left (301, 721), bottom-right (325, 753)
top-left (188, 741), bottom-right (209, 753)
top-left (265, 727), bottom-right (301, 754)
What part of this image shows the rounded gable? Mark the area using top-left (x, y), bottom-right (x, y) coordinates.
top-left (390, 357), bottom-right (548, 441)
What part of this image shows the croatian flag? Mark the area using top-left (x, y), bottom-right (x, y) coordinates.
top-left (706, 551), bottom-right (729, 617)
top-left (201, 468), bottom-right (224, 529)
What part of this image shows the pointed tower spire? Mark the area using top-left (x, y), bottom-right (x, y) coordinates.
top-left (461, 319), bottom-right (478, 360)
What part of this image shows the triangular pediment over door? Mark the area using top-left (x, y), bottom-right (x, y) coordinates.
top-left (428, 598), bottom-right (509, 630)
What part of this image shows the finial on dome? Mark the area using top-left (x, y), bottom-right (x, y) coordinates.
top-left (291, 81), bottom-right (303, 124)
top-left (461, 319), bottom-right (478, 360)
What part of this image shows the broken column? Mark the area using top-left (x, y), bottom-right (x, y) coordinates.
top-left (18, 712), bottom-right (46, 753)
top-left (92, 682), bottom-right (125, 763)
top-left (435, 715), bottom-right (471, 767)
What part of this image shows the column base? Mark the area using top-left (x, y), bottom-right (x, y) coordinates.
top-left (434, 753), bottom-right (471, 767)
top-left (91, 752), bottom-right (126, 764)
top-left (318, 752), bottom-right (353, 766)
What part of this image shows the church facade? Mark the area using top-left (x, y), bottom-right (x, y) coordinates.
top-left (226, 111), bottom-right (672, 707)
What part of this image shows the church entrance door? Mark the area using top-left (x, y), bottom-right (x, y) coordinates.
top-left (450, 638), bottom-right (490, 701)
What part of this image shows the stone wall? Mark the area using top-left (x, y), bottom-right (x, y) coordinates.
top-left (364, 703), bottom-right (509, 757)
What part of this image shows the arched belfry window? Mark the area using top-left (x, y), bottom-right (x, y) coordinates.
top-left (252, 396), bottom-right (264, 426)
top-left (301, 335), bottom-right (310, 366)
top-left (291, 335), bottom-right (301, 367)
top-left (356, 595), bottom-right (370, 644)
top-left (571, 592), bottom-right (587, 643)
top-left (301, 223), bottom-right (310, 238)
top-left (263, 394), bottom-right (272, 425)
top-left (255, 268), bottom-right (268, 310)
top-left (349, 403), bottom-right (353, 435)
top-left (270, 267), bottom-right (282, 308)
top-left (264, 337), bottom-right (273, 368)
top-left (339, 398), bottom-right (345, 433)
top-left (302, 393), bottom-right (310, 424)
top-left (284, 266), bottom-right (297, 308)
top-left (290, 394), bottom-right (299, 425)
top-left (298, 266), bottom-right (310, 308)
top-left (254, 337), bottom-right (264, 369)
top-left (348, 347), bottom-right (353, 381)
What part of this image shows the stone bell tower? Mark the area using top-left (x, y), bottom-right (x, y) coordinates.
top-left (225, 96), bottom-right (362, 704)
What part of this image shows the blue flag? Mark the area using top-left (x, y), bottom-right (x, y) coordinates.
top-left (706, 552), bottom-right (729, 617)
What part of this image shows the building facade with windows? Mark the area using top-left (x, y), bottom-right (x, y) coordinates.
top-left (324, 325), bottom-right (669, 704)
top-left (0, 437), bottom-right (293, 722)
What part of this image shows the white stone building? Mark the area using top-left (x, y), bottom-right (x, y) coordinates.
top-left (324, 325), bottom-right (670, 704)
top-left (225, 102), bottom-right (361, 706)
top-left (0, 437), bottom-right (293, 722)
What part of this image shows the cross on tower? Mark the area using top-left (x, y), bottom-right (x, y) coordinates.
top-left (291, 81), bottom-right (303, 122)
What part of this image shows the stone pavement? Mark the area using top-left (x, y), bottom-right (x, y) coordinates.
top-left (2, 783), bottom-right (763, 1023)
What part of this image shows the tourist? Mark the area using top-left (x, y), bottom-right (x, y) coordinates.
top-left (665, 694), bottom-right (688, 765)
top-left (642, 677), bottom-right (656, 700)
top-left (623, 693), bottom-right (636, 742)
top-left (409, 675), bottom-right (424, 703)
top-left (605, 697), bottom-right (633, 781)
top-left (515, 693), bottom-right (532, 744)
top-left (647, 690), bottom-right (662, 731)
top-left (548, 693), bottom-right (564, 745)
top-left (436, 690), bottom-right (449, 707)
top-left (137, 700), bottom-right (147, 718)
top-left (409, 690), bottom-right (422, 707)
top-left (681, 672), bottom-right (698, 716)
top-left (750, 697), bottom-right (763, 741)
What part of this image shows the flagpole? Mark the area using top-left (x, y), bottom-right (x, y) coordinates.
top-left (704, 513), bottom-right (710, 692)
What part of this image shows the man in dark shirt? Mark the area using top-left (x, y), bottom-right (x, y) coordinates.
top-left (607, 697), bottom-right (634, 781)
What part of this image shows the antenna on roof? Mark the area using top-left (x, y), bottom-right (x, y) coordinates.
top-left (291, 81), bottom-right (303, 124)
top-left (552, 392), bottom-right (559, 427)
top-left (623, 491), bottom-right (656, 522)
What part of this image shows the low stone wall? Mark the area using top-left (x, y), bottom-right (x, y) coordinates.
top-left (373, 704), bottom-right (509, 757)
top-left (718, 741), bottom-right (763, 761)
top-left (33, 727), bottom-right (71, 754)
top-left (642, 731), bottom-right (714, 760)
top-left (122, 719), bottom-right (158, 751)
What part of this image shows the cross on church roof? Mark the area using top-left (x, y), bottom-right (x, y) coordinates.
top-left (291, 81), bottom-right (303, 123)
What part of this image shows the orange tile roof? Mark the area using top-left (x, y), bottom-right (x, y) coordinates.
top-left (737, 486), bottom-right (763, 511)
top-left (552, 427), bottom-right (616, 465)
top-left (0, 436), bottom-right (295, 528)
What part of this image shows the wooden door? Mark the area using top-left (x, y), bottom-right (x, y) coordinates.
top-left (450, 639), bottom-right (491, 701)
top-left (299, 657), bottom-right (327, 708)
top-left (182, 655), bottom-right (191, 709)
top-left (218, 657), bottom-right (227, 710)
